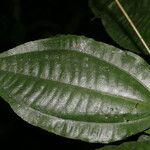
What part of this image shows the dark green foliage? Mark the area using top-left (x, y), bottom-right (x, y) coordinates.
top-left (0, 0), bottom-right (150, 149)
top-left (89, 0), bottom-right (150, 54)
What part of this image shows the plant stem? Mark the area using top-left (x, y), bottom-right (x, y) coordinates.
top-left (115, 0), bottom-right (150, 55)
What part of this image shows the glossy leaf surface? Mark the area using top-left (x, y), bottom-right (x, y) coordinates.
top-left (0, 35), bottom-right (150, 143)
top-left (89, 0), bottom-right (150, 54)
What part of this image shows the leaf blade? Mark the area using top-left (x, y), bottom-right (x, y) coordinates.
top-left (0, 35), bottom-right (150, 143)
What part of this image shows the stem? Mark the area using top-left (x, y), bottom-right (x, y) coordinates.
top-left (115, 0), bottom-right (150, 54)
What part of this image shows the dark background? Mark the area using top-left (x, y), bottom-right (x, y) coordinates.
top-left (0, 0), bottom-right (142, 149)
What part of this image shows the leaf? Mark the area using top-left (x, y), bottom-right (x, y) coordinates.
top-left (97, 141), bottom-right (150, 150)
top-left (97, 135), bottom-right (150, 150)
top-left (137, 134), bottom-right (150, 142)
top-left (0, 35), bottom-right (150, 143)
top-left (89, 0), bottom-right (150, 54)
top-left (144, 129), bottom-right (150, 134)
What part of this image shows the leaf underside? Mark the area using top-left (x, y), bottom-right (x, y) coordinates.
top-left (89, 0), bottom-right (150, 54)
top-left (0, 35), bottom-right (150, 143)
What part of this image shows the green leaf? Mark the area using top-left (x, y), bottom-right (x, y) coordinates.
top-left (97, 135), bottom-right (150, 150)
top-left (97, 141), bottom-right (150, 150)
top-left (137, 134), bottom-right (150, 142)
top-left (0, 35), bottom-right (150, 143)
top-left (89, 0), bottom-right (150, 54)
top-left (144, 129), bottom-right (150, 134)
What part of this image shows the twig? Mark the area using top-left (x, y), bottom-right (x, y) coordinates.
top-left (115, 0), bottom-right (150, 54)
